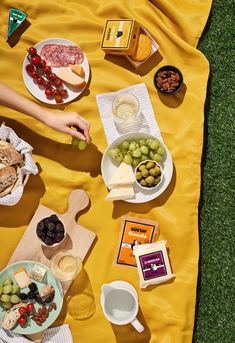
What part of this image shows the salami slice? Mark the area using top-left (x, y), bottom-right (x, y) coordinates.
top-left (40, 44), bottom-right (84, 67)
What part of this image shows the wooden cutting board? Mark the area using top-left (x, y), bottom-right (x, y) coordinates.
top-left (8, 189), bottom-right (96, 294)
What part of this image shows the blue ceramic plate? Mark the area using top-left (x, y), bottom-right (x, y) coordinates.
top-left (0, 261), bottom-right (63, 334)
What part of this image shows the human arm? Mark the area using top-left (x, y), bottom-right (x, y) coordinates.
top-left (0, 82), bottom-right (90, 143)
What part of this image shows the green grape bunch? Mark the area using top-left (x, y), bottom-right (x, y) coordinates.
top-left (108, 138), bottom-right (166, 167)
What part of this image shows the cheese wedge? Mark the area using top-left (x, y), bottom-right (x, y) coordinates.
top-left (105, 185), bottom-right (135, 201)
top-left (69, 64), bottom-right (85, 78)
top-left (107, 162), bottom-right (135, 189)
top-left (7, 8), bottom-right (28, 41)
top-left (14, 268), bottom-right (31, 289)
top-left (57, 67), bottom-right (86, 89)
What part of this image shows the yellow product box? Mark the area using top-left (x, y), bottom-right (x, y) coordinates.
top-left (116, 216), bottom-right (159, 267)
top-left (101, 19), bottom-right (140, 55)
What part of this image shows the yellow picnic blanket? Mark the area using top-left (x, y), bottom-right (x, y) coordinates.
top-left (0, 0), bottom-right (212, 342)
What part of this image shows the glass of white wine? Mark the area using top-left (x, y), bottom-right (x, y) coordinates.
top-left (50, 250), bottom-right (82, 282)
top-left (112, 92), bottom-right (140, 124)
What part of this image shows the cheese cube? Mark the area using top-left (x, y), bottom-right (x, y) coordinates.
top-left (30, 264), bottom-right (47, 282)
top-left (14, 268), bottom-right (31, 289)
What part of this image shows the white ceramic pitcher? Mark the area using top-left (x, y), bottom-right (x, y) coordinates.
top-left (100, 280), bottom-right (144, 333)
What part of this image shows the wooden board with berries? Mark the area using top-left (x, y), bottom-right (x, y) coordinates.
top-left (8, 189), bottom-right (96, 294)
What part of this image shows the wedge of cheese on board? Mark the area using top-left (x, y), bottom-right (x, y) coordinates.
top-left (105, 184), bottom-right (134, 201)
top-left (107, 162), bottom-right (135, 189)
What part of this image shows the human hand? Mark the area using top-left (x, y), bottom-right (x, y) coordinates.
top-left (46, 111), bottom-right (90, 143)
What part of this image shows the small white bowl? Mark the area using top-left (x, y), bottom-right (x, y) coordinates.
top-left (135, 160), bottom-right (163, 191)
top-left (36, 215), bottom-right (67, 248)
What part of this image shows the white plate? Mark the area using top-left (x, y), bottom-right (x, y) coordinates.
top-left (22, 38), bottom-right (90, 104)
top-left (101, 132), bottom-right (173, 203)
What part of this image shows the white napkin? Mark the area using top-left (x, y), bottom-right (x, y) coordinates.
top-left (96, 83), bottom-right (162, 145)
top-left (0, 122), bottom-right (38, 206)
top-left (0, 324), bottom-right (73, 343)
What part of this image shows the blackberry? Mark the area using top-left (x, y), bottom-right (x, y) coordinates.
top-left (29, 282), bottom-right (38, 293)
top-left (50, 214), bottom-right (59, 223)
top-left (44, 237), bottom-right (54, 246)
top-left (19, 293), bottom-right (28, 301)
top-left (54, 233), bottom-right (64, 243)
top-left (47, 231), bottom-right (55, 238)
top-left (56, 223), bottom-right (64, 233)
top-left (43, 217), bottom-right (51, 227)
top-left (37, 220), bottom-right (45, 231)
top-left (47, 222), bottom-right (56, 231)
top-left (28, 291), bottom-right (35, 300)
top-left (36, 228), bottom-right (45, 238)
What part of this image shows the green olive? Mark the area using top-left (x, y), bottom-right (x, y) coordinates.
top-left (135, 171), bottom-right (142, 181)
top-left (149, 167), bottom-right (158, 176)
top-left (138, 164), bottom-right (146, 171)
top-left (141, 168), bottom-right (149, 178)
top-left (154, 177), bottom-right (161, 185)
top-left (140, 179), bottom-right (147, 187)
top-left (145, 176), bottom-right (155, 184)
top-left (146, 161), bottom-right (155, 169)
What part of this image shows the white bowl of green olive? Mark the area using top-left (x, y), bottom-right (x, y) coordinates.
top-left (135, 160), bottom-right (162, 190)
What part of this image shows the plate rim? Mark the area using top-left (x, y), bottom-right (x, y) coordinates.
top-left (101, 132), bottom-right (173, 204)
top-left (0, 260), bottom-right (63, 335)
top-left (22, 37), bottom-right (89, 105)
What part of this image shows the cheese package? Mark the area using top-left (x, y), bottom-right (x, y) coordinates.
top-left (7, 8), bottom-right (28, 41)
top-left (101, 19), bottom-right (140, 55)
top-left (105, 184), bottom-right (134, 201)
top-left (30, 264), bottom-right (47, 282)
top-left (133, 240), bottom-right (175, 288)
top-left (13, 268), bottom-right (31, 289)
top-left (107, 162), bottom-right (135, 189)
top-left (116, 216), bottom-right (159, 267)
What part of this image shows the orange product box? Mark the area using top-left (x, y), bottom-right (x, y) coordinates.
top-left (116, 216), bottom-right (159, 267)
top-left (101, 19), bottom-right (140, 55)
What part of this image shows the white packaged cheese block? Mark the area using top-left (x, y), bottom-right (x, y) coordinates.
top-left (107, 162), bottom-right (135, 189)
top-left (105, 185), bottom-right (135, 201)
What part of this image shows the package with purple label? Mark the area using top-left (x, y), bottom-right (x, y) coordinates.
top-left (133, 240), bottom-right (175, 288)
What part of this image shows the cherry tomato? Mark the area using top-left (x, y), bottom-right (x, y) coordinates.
top-left (53, 78), bottom-right (63, 87)
top-left (31, 56), bottom-right (41, 66)
top-left (28, 47), bottom-right (37, 56)
top-left (19, 307), bottom-right (27, 315)
top-left (26, 64), bottom-right (34, 74)
top-left (60, 89), bottom-right (68, 98)
top-left (30, 70), bottom-right (38, 79)
top-left (48, 73), bottom-right (57, 82)
top-left (37, 77), bottom-right (44, 85)
top-left (44, 66), bottom-right (52, 75)
top-left (53, 89), bottom-right (61, 96)
top-left (18, 316), bottom-right (27, 326)
top-left (27, 303), bottom-right (35, 312)
top-left (55, 95), bottom-right (63, 103)
top-left (44, 81), bottom-right (52, 89)
top-left (39, 60), bottom-right (46, 68)
top-left (45, 88), bottom-right (54, 97)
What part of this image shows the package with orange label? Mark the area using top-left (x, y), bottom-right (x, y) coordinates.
top-left (116, 216), bottom-right (159, 267)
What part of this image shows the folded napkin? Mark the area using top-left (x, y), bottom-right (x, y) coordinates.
top-left (96, 83), bottom-right (162, 145)
top-left (0, 324), bottom-right (73, 343)
top-left (0, 122), bottom-right (38, 206)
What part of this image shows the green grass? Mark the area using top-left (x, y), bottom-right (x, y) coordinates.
top-left (193, 1), bottom-right (234, 343)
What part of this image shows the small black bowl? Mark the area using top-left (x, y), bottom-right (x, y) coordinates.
top-left (153, 65), bottom-right (183, 95)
